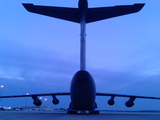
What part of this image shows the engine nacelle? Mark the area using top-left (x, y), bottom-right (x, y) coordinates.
top-left (31, 95), bottom-right (42, 106)
top-left (108, 96), bottom-right (115, 106)
top-left (33, 100), bottom-right (42, 106)
top-left (52, 99), bottom-right (59, 105)
top-left (125, 101), bottom-right (134, 107)
top-left (52, 95), bottom-right (59, 105)
top-left (125, 97), bottom-right (136, 107)
top-left (108, 99), bottom-right (115, 105)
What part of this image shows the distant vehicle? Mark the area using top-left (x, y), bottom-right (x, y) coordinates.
top-left (2, 0), bottom-right (159, 115)
top-left (0, 106), bottom-right (5, 111)
top-left (0, 106), bottom-right (12, 111)
top-left (12, 107), bottom-right (22, 111)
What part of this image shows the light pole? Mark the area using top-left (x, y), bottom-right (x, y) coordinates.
top-left (39, 97), bottom-right (43, 106)
top-left (25, 93), bottom-right (29, 107)
top-left (0, 85), bottom-right (4, 105)
top-left (44, 98), bottom-right (47, 107)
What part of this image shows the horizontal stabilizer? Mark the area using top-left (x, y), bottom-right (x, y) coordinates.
top-left (22, 3), bottom-right (145, 23)
top-left (86, 4), bottom-right (145, 23)
top-left (22, 4), bottom-right (80, 23)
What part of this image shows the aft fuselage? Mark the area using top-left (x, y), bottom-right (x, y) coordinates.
top-left (70, 71), bottom-right (96, 110)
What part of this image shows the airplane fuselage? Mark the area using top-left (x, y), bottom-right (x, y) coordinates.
top-left (70, 71), bottom-right (96, 110)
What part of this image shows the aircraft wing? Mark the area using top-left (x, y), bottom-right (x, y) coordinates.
top-left (22, 4), bottom-right (80, 23)
top-left (0, 92), bottom-right (70, 106)
top-left (96, 93), bottom-right (160, 99)
top-left (96, 93), bottom-right (160, 107)
top-left (86, 4), bottom-right (145, 23)
top-left (1, 92), bottom-right (160, 107)
top-left (0, 92), bottom-right (70, 98)
top-left (1, 92), bottom-right (159, 99)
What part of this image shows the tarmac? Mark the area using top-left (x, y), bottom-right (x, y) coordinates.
top-left (0, 111), bottom-right (160, 120)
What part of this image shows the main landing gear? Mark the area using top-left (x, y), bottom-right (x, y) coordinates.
top-left (67, 110), bottom-right (99, 114)
top-left (89, 110), bottom-right (99, 114)
top-left (67, 110), bottom-right (78, 114)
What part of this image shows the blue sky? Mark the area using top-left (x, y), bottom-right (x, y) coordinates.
top-left (1, 0), bottom-right (160, 110)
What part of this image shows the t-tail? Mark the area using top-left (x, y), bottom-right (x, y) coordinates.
top-left (22, 0), bottom-right (145, 71)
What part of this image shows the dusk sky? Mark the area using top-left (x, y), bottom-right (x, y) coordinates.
top-left (1, 0), bottom-right (160, 110)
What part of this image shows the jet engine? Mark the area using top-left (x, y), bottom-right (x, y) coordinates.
top-left (52, 99), bottom-right (59, 105)
top-left (52, 95), bottom-right (59, 105)
top-left (33, 100), bottom-right (42, 106)
top-left (31, 95), bottom-right (42, 106)
top-left (125, 97), bottom-right (136, 107)
top-left (125, 101), bottom-right (134, 107)
top-left (108, 96), bottom-right (115, 106)
top-left (108, 99), bottom-right (115, 105)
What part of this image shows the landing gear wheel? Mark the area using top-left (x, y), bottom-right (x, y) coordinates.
top-left (67, 110), bottom-right (78, 114)
top-left (89, 110), bottom-right (99, 114)
top-left (94, 111), bottom-right (99, 114)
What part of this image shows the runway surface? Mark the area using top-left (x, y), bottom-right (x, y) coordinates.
top-left (0, 111), bottom-right (160, 120)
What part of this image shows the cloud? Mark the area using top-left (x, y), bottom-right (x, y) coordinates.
top-left (0, 38), bottom-right (77, 96)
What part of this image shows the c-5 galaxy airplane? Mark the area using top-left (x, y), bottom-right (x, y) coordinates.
top-left (1, 0), bottom-right (160, 114)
